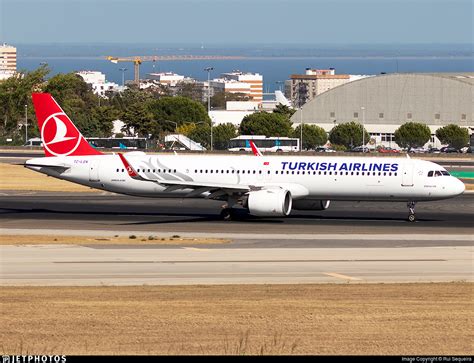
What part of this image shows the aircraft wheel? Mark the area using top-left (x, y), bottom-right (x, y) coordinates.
top-left (408, 213), bottom-right (416, 222)
top-left (220, 208), bottom-right (234, 221)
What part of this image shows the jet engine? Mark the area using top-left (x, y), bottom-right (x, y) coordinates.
top-left (292, 199), bottom-right (331, 211)
top-left (246, 189), bottom-right (292, 217)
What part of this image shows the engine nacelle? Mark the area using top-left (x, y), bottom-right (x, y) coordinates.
top-left (292, 199), bottom-right (331, 211)
top-left (247, 189), bottom-right (292, 217)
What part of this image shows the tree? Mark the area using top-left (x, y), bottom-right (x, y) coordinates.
top-left (329, 121), bottom-right (370, 149)
top-left (90, 106), bottom-right (119, 137)
top-left (121, 103), bottom-right (155, 137)
top-left (0, 65), bottom-right (49, 139)
top-left (188, 123), bottom-right (211, 149)
top-left (273, 103), bottom-right (296, 119)
top-left (239, 112), bottom-right (293, 137)
top-left (211, 91), bottom-right (250, 109)
top-left (435, 124), bottom-right (469, 150)
top-left (147, 96), bottom-right (211, 132)
top-left (212, 123), bottom-right (237, 150)
top-left (175, 82), bottom-right (203, 103)
top-left (394, 122), bottom-right (431, 150)
top-left (292, 124), bottom-right (328, 150)
top-left (44, 73), bottom-right (93, 106)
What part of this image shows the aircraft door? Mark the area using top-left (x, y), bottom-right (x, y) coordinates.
top-left (402, 163), bottom-right (414, 187)
top-left (89, 159), bottom-right (100, 182)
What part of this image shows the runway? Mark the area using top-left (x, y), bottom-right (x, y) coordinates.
top-left (1, 244), bottom-right (471, 286)
top-left (1, 192), bottom-right (472, 286)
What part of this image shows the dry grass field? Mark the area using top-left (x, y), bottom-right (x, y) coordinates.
top-left (1, 283), bottom-right (472, 355)
top-left (0, 163), bottom-right (96, 192)
top-left (0, 234), bottom-right (229, 245)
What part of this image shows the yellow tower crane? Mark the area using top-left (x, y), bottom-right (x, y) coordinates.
top-left (106, 54), bottom-right (245, 87)
top-left (106, 56), bottom-right (157, 86)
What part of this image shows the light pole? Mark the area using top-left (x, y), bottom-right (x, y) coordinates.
top-left (119, 68), bottom-right (127, 87)
top-left (165, 120), bottom-right (178, 149)
top-left (300, 107), bottom-right (303, 152)
top-left (204, 67), bottom-right (214, 151)
top-left (361, 106), bottom-right (366, 150)
top-left (24, 104), bottom-right (28, 144)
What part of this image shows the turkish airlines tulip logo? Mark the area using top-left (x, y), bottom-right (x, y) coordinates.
top-left (41, 113), bottom-right (81, 156)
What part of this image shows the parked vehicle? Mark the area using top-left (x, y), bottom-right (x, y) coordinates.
top-left (377, 147), bottom-right (400, 154)
top-left (428, 148), bottom-right (441, 154)
top-left (408, 147), bottom-right (426, 153)
top-left (440, 146), bottom-right (459, 153)
top-left (348, 146), bottom-right (370, 153)
top-left (315, 147), bottom-right (336, 153)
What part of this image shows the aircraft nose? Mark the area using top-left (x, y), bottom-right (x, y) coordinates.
top-left (450, 177), bottom-right (465, 196)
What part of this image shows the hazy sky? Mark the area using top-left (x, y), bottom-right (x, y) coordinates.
top-left (0, 0), bottom-right (472, 45)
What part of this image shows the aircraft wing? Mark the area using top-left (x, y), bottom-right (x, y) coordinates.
top-left (118, 153), bottom-right (251, 197)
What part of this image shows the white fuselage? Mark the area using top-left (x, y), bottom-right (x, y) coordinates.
top-left (26, 153), bottom-right (465, 203)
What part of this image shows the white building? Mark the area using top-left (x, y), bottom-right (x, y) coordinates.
top-left (0, 43), bottom-right (16, 72)
top-left (209, 110), bottom-right (255, 127)
top-left (210, 71), bottom-right (263, 105)
top-left (148, 72), bottom-right (185, 87)
top-left (76, 71), bottom-right (121, 97)
top-left (285, 68), bottom-right (373, 106)
top-left (0, 43), bottom-right (17, 80)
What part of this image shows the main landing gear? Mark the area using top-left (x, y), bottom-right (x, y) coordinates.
top-left (407, 201), bottom-right (417, 222)
top-left (220, 207), bottom-right (235, 221)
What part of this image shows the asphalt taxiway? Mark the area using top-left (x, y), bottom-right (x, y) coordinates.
top-left (1, 192), bottom-right (473, 235)
top-left (1, 192), bottom-right (472, 286)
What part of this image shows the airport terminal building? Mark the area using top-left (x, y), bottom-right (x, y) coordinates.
top-left (291, 73), bottom-right (473, 149)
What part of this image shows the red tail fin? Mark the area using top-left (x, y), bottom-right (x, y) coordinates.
top-left (32, 93), bottom-right (103, 157)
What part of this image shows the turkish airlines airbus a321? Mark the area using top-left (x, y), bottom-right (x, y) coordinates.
top-left (25, 93), bottom-right (465, 222)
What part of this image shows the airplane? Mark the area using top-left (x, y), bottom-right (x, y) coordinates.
top-left (25, 93), bottom-right (465, 222)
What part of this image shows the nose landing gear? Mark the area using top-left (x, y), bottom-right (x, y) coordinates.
top-left (407, 201), bottom-right (417, 222)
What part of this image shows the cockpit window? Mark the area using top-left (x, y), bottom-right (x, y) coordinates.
top-left (428, 170), bottom-right (450, 177)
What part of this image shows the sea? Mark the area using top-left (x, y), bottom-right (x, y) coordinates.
top-left (15, 43), bottom-right (474, 95)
